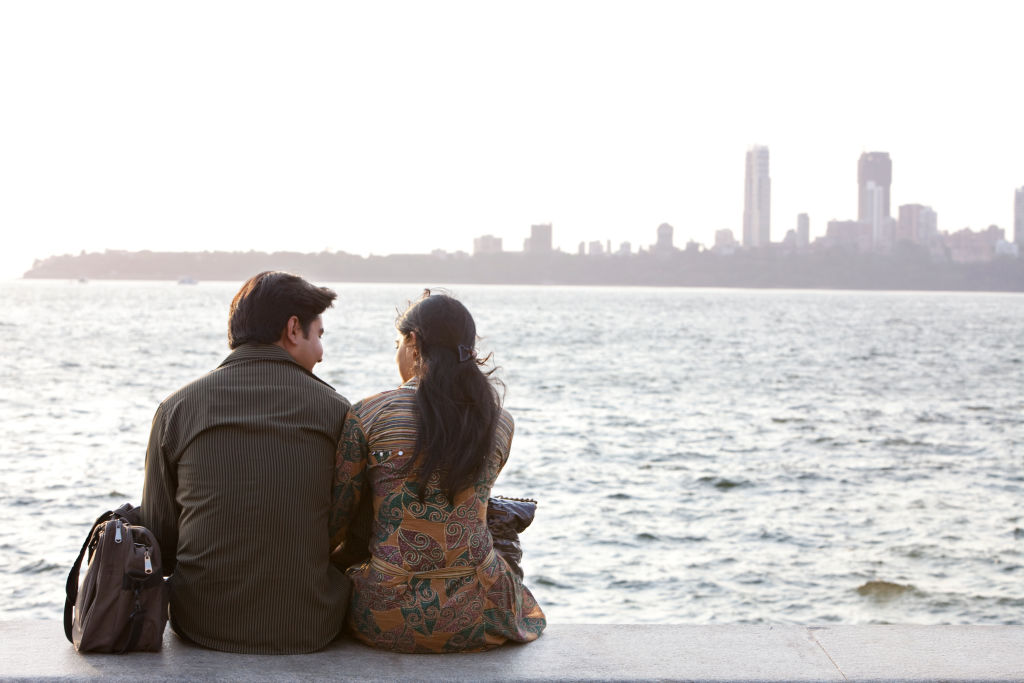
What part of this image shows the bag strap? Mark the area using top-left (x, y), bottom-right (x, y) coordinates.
top-left (64, 506), bottom-right (139, 643)
top-left (64, 509), bottom-right (117, 643)
top-left (118, 572), bottom-right (162, 652)
top-left (123, 608), bottom-right (145, 653)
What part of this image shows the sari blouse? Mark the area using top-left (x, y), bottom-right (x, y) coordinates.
top-left (330, 379), bottom-right (546, 653)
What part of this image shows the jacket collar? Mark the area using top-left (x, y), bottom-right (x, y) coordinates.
top-left (218, 343), bottom-right (336, 390)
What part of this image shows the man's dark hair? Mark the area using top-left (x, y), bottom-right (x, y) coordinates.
top-left (228, 271), bottom-right (337, 349)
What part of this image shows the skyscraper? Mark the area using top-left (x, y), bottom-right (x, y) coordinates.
top-left (1015, 186), bottom-right (1024, 245)
top-left (858, 152), bottom-right (892, 222)
top-left (524, 223), bottom-right (553, 253)
top-left (898, 204), bottom-right (938, 245)
top-left (655, 223), bottom-right (674, 252)
top-left (796, 213), bottom-right (810, 249)
top-left (865, 180), bottom-right (886, 248)
top-left (473, 235), bottom-right (502, 255)
top-left (743, 146), bottom-right (771, 248)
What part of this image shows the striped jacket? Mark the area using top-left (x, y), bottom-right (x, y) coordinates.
top-left (141, 343), bottom-right (351, 654)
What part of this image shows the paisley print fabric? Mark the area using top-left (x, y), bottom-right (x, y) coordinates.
top-left (331, 379), bottom-right (546, 653)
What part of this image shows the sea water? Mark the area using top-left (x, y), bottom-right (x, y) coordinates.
top-left (1, 280), bottom-right (1021, 624)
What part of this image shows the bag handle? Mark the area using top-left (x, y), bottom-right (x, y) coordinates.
top-left (64, 509), bottom-right (116, 642)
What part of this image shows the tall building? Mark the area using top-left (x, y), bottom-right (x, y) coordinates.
top-left (826, 220), bottom-right (872, 252)
top-left (796, 213), bottom-right (810, 249)
top-left (897, 204), bottom-right (938, 245)
top-left (714, 228), bottom-right (738, 254)
top-left (524, 223), bottom-right (553, 253)
top-left (943, 225), bottom-right (1005, 263)
top-left (655, 223), bottom-right (674, 252)
top-left (1015, 186), bottom-right (1024, 245)
top-left (743, 146), bottom-right (771, 247)
top-left (858, 152), bottom-right (892, 223)
top-left (473, 235), bottom-right (502, 255)
top-left (864, 180), bottom-right (886, 249)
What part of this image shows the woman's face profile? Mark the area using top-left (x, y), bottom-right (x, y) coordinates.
top-left (395, 330), bottom-right (418, 383)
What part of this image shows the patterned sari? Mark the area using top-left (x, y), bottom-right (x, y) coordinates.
top-left (331, 379), bottom-right (546, 653)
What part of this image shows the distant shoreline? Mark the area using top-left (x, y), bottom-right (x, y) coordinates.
top-left (23, 248), bottom-right (1024, 292)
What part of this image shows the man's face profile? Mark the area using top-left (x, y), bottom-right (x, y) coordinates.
top-left (290, 315), bottom-right (324, 371)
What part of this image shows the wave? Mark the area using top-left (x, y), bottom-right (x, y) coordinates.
top-left (532, 575), bottom-right (571, 589)
top-left (698, 476), bottom-right (750, 490)
top-left (16, 559), bottom-right (64, 574)
top-left (915, 412), bottom-right (956, 424)
top-left (879, 437), bottom-right (933, 448)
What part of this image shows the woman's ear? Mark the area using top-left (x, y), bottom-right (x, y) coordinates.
top-left (407, 331), bottom-right (419, 359)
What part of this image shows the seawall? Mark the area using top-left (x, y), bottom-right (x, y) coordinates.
top-left (1, 621), bottom-right (1023, 681)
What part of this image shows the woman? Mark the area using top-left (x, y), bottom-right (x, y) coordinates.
top-left (331, 291), bottom-right (546, 653)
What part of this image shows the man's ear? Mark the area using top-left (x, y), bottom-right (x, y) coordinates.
top-left (283, 315), bottom-right (302, 345)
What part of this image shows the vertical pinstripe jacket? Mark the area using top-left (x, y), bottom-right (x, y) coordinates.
top-left (141, 343), bottom-right (352, 654)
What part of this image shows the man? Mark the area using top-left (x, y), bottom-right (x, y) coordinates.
top-left (141, 271), bottom-right (351, 654)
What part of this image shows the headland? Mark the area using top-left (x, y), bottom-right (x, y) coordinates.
top-left (22, 248), bottom-right (1024, 291)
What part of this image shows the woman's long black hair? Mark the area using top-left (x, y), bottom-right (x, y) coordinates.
top-left (397, 290), bottom-right (503, 501)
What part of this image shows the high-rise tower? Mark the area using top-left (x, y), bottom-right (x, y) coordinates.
top-left (898, 204), bottom-right (938, 245)
top-left (858, 152), bottom-right (892, 222)
top-left (743, 146), bottom-right (771, 248)
top-left (655, 223), bottom-right (674, 252)
top-left (524, 223), bottom-right (553, 253)
top-left (1015, 186), bottom-right (1024, 245)
top-left (796, 213), bottom-right (810, 249)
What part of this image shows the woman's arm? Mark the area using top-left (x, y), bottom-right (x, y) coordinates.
top-left (329, 411), bottom-right (369, 550)
top-left (493, 410), bottom-right (516, 474)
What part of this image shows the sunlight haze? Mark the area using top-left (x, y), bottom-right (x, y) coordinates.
top-left (1, 0), bottom-right (1021, 279)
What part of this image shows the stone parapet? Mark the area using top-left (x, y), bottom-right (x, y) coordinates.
top-left (1, 621), bottom-right (1022, 681)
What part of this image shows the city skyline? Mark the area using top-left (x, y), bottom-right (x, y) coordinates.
top-left (2, 2), bottom-right (1023, 280)
top-left (15, 140), bottom-right (1024, 271)
top-left (466, 146), bottom-right (1019, 260)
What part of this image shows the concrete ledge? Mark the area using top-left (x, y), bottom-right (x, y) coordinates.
top-left (1, 621), bottom-right (1022, 682)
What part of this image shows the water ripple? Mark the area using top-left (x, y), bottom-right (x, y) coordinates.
top-left (1, 282), bottom-right (1022, 625)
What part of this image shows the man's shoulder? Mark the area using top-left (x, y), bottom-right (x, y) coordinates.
top-left (155, 369), bottom-right (218, 412)
top-left (156, 359), bottom-right (350, 417)
top-left (305, 375), bottom-right (351, 411)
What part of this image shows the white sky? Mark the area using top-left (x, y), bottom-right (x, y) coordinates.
top-left (1, 1), bottom-right (1022, 279)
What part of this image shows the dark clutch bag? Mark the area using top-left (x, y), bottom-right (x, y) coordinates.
top-left (487, 496), bottom-right (537, 578)
top-left (333, 494), bottom-right (537, 578)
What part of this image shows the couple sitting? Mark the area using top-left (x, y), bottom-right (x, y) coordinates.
top-left (140, 271), bottom-right (546, 654)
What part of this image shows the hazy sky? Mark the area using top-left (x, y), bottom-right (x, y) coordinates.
top-left (1, 1), bottom-right (1022, 279)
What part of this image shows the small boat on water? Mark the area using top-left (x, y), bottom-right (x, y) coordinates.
top-left (177, 277), bottom-right (198, 285)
